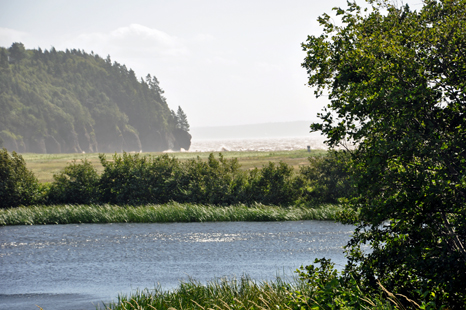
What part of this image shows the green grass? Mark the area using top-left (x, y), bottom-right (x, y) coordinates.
top-left (0, 203), bottom-right (342, 226)
top-left (97, 275), bottom-right (401, 310)
top-left (20, 149), bottom-right (328, 183)
top-left (99, 276), bottom-right (301, 310)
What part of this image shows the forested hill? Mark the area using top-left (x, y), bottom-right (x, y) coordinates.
top-left (0, 43), bottom-right (191, 154)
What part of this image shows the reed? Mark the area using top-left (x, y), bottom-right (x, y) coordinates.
top-left (99, 276), bottom-right (307, 310)
top-left (0, 203), bottom-right (342, 226)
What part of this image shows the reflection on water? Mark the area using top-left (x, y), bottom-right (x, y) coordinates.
top-left (0, 221), bottom-right (353, 310)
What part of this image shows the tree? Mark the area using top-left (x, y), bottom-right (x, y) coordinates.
top-left (8, 42), bottom-right (26, 63)
top-left (176, 106), bottom-right (190, 132)
top-left (0, 148), bottom-right (42, 208)
top-left (302, 0), bottom-right (466, 306)
top-left (0, 49), bottom-right (9, 69)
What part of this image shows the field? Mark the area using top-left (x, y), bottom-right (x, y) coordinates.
top-left (21, 149), bottom-right (328, 183)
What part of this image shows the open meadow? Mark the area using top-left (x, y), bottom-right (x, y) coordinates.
top-left (22, 149), bottom-right (327, 183)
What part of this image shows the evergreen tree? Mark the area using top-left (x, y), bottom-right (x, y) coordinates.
top-left (176, 106), bottom-right (190, 132)
top-left (8, 42), bottom-right (26, 63)
top-left (0, 49), bottom-right (9, 69)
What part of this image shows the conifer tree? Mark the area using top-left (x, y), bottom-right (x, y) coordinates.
top-left (176, 106), bottom-right (190, 132)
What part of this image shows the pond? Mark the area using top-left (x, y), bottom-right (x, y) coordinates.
top-left (0, 221), bottom-right (353, 310)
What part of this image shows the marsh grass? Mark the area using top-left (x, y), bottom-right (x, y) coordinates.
top-left (0, 203), bottom-right (342, 226)
top-left (99, 276), bottom-right (306, 310)
top-left (99, 275), bottom-right (401, 310)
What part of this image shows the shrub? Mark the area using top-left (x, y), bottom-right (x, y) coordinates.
top-left (99, 152), bottom-right (183, 204)
top-left (0, 148), bottom-right (43, 208)
top-left (180, 153), bottom-right (248, 205)
top-left (299, 151), bottom-right (354, 203)
top-left (48, 159), bottom-right (100, 204)
top-left (247, 161), bottom-right (297, 205)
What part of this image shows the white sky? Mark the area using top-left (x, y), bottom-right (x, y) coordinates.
top-left (0, 0), bottom-right (424, 127)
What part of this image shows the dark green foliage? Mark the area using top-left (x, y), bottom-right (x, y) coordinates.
top-left (48, 159), bottom-right (100, 204)
top-left (1, 150), bottom-right (354, 207)
top-left (248, 161), bottom-right (297, 205)
top-left (289, 259), bottom-right (444, 310)
top-left (99, 153), bottom-right (184, 205)
top-left (302, 0), bottom-right (466, 306)
top-left (0, 148), bottom-right (43, 208)
top-left (288, 259), bottom-right (371, 310)
top-left (180, 153), bottom-right (246, 204)
top-left (299, 151), bottom-right (355, 203)
top-left (50, 152), bottom-right (351, 206)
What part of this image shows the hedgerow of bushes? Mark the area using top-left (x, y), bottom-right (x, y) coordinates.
top-left (0, 148), bottom-right (354, 208)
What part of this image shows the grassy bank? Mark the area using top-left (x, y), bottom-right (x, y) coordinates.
top-left (0, 203), bottom-right (342, 226)
top-left (21, 149), bottom-right (327, 183)
top-left (99, 276), bottom-right (301, 310)
top-left (97, 275), bottom-right (402, 310)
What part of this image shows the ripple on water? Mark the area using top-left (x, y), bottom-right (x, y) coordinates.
top-left (0, 221), bottom-right (353, 310)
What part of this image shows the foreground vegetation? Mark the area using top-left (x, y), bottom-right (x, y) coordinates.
top-left (300, 0), bottom-right (466, 306)
top-left (0, 203), bottom-right (342, 226)
top-left (98, 260), bottom-right (437, 310)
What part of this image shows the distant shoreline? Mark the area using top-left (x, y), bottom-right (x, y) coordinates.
top-left (190, 121), bottom-right (321, 140)
top-left (189, 136), bottom-right (327, 152)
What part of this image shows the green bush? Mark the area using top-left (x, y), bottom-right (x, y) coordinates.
top-left (48, 159), bottom-right (100, 204)
top-left (0, 148), bottom-right (43, 208)
top-left (99, 152), bottom-right (184, 204)
top-left (0, 150), bottom-right (357, 207)
top-left (180, 153), bottom-right (248, 205)
top-left (288, 258), bottom-right (446, 310)
top-left (299, 151), bottom-right (354, 203)
top-left (247, 161), bottom-right (297, 205)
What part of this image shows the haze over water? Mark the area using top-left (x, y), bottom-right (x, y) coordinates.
top-left (188, 121), bottom-right (327, 152)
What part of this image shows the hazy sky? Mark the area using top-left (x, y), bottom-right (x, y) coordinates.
top-left (0, 0), bottom-right (424, 127)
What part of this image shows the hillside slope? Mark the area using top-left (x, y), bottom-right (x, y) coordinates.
top-left (0, 43), bottom-right (191, 153)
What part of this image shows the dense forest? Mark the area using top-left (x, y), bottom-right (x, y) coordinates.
top-left (0, 43), bottom-right (191, 154)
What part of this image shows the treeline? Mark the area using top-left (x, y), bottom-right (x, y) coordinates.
top-left (0, 43), bottom-right (191, 154)
top-left (0, 148), bottom-right (353, 209)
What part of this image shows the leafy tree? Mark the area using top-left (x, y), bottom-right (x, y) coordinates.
top-left (98, 152), bottom-right (184, 204)
top-left (299, 151), bottom-right (354, 203)
top-left (48, 159), bottom-right (100, 204)
top-left (0, 148), bottom-right (42, 208)
top-left (302, 0), bottom-right (466, 306)
top-left (247, 161), bottom-right (296, 205)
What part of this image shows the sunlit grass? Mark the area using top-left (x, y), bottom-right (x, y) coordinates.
top-left (99, 276), bottom-right (305, 310)
top-left (20, 149), bottom-right (328, 183)
top-left (0, 203), bottom-right (342, 226)
top-left (98, 275), bottom-right (400, 310)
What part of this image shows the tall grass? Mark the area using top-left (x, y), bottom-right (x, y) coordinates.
top-left (0, 203), bottom-right (342, 226)
top-left (98, 275), bottom-right (401, 310)
top-left (99, 276), bottom-right (305, 310)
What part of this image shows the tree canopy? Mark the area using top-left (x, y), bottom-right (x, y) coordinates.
top-left (0, 44), bottom-right (191, 153)
top-left (303, 0), bottom-right (466, 306)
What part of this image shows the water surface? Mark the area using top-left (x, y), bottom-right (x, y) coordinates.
top-left (0, 221), bottom-right (353, 310)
